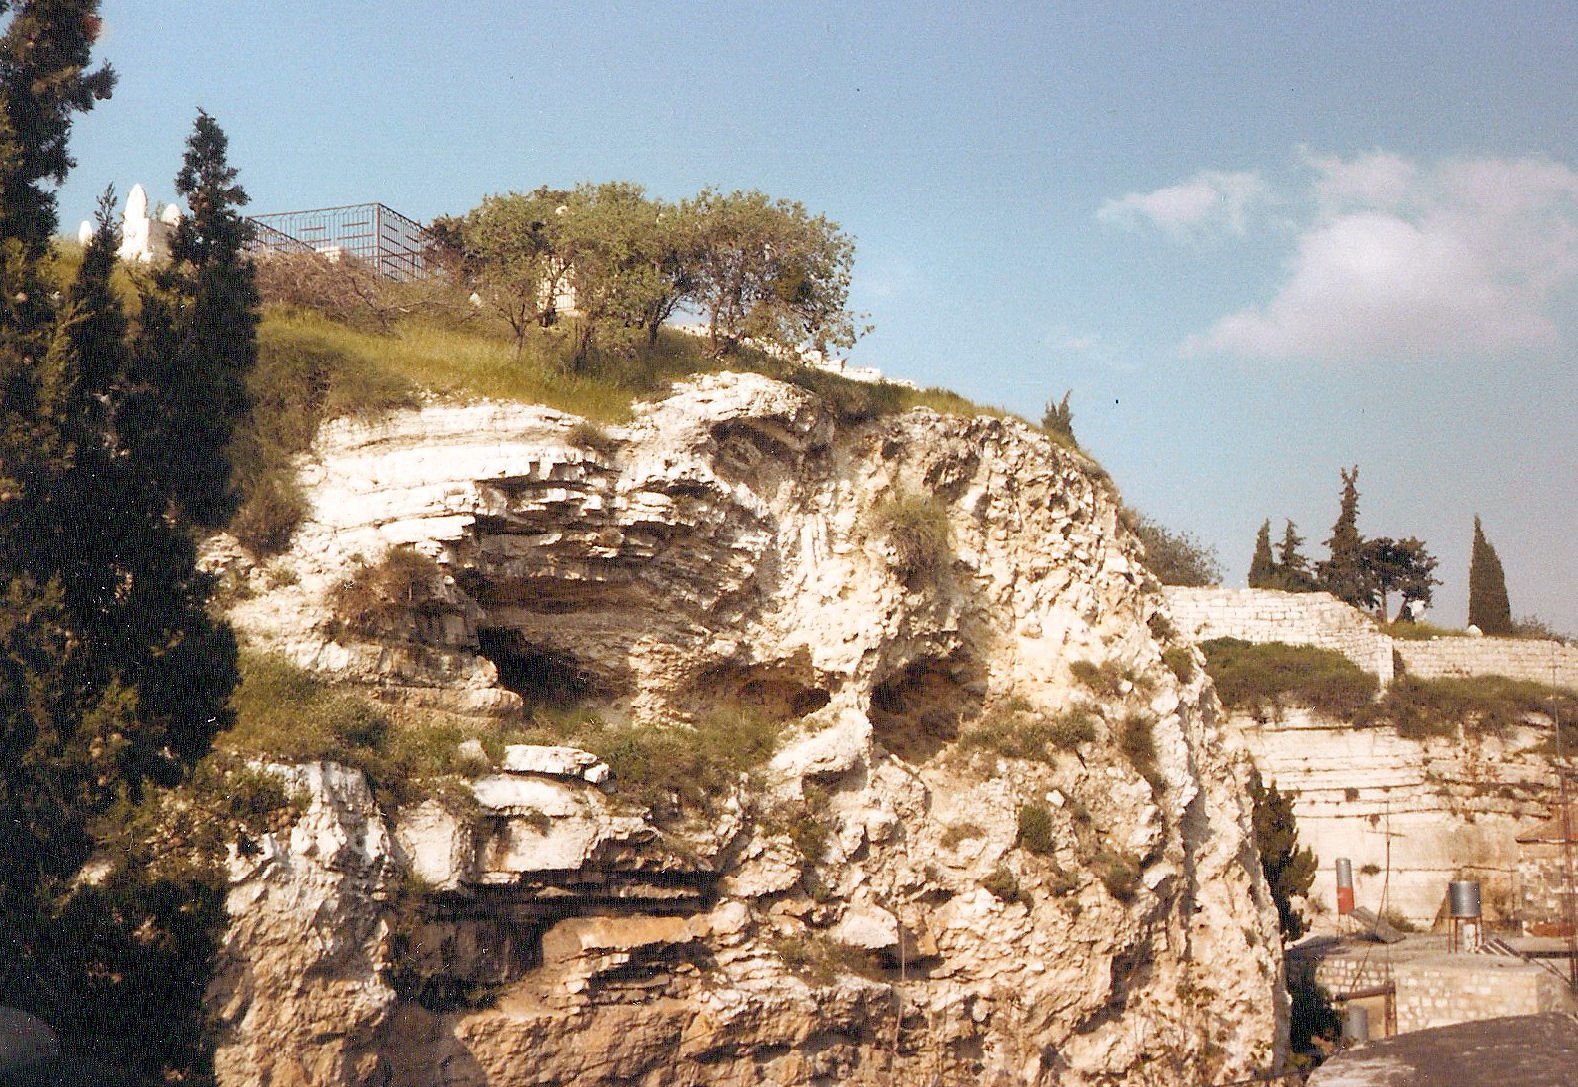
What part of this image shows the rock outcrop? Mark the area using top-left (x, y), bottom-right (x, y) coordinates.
top-left (1235, 707), bottom-right (1558, 928)
top-left (216, 373), bottom-right (1286, 1085)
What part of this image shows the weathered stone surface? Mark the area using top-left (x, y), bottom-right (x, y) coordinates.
top-left (216, 373), bottom-right (1288, 1086)
top-left (500, 744), bottom-right (610, 783)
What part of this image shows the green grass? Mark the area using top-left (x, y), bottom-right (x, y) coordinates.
top-left (959, 703), bottom-right (1098, 763)
top-left (1355, 674), bottom-right (1578, 740)
top-left (510, 705), bottom-right (785, 818)
top-left (1070, 658), bottom-right (1153, 700)
top-left (1016, 801), bottom-right (1056, 855)
top-left (222, 652), bottom-right (502, 807)
top-left (771, 934), bottom-right (884, 984)
top-left (1378, 620), bottom-right (1469, 640)
top-left (1201, 638), bottom-right (1380, 721)
top-left (867, 492), bottom-right (953, 583)
top-left (1119, 712), bottom-right (1162, 793)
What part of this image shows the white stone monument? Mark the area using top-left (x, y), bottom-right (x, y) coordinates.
top-left (78, 183), bottom-right (182, 264)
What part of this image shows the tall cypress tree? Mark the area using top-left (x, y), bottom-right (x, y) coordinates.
top-left (0, 5), bottom-right (236, 1075)
top-left (1468, 515), bottom-right (1513, 634)
top-left (1317, 465), bottom-right (1373, 608)
top-left (124, 109), bottom-right (258, 527)
top-left (1274, 520), bottom-right (1316, 591)
top-left (1249, 768), bottom-right (1317, 944)
top-left (1248, 519), bottom-right (1276, 588)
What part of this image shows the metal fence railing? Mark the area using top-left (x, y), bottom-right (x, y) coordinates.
top-left (247, 202), bottom-right (430, 280)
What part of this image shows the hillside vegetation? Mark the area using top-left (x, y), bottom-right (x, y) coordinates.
top-left (225, 255), bottom-right (1032, 555)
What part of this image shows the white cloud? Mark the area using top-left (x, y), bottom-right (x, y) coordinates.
top-left (1306, 149), bottom-right (1416, 211)
top-left (1097, 170), bottom-right (1269, 238)
top-left (1187, 152), bottom-right (1578, 362)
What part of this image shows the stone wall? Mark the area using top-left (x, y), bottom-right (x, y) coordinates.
top-left (1236, 707), bottom-right (1551, 928)
top-left (1396, 637), bottom-right (1578, 690)
top-left (1163, 587), bottom-right (1394, 682)
top-left (1164, 587), bottom-right (1576, 691)
top-left (1392, 954), bottom-right (1574, 1033)
top-left (1306, 942), bottom-right (1577, 1039)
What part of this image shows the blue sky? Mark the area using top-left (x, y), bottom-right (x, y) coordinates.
top-left (54, 1), bottom-right (1578, 633)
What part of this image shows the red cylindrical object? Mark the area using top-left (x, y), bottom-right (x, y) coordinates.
top-left (1335, 858), bottom-right (1355, 916)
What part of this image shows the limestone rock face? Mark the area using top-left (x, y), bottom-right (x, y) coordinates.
top-left (218, 373), bottom-right (1286, 1085)
top-left (1236, 707), bottom-right (1558, 928)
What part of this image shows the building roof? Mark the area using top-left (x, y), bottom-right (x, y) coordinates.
top-left (1307, 1013), bottom-right (1578, 1087)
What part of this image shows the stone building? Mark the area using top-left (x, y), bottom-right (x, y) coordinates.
top-left (1516, 803), bottom-right (1578, 936)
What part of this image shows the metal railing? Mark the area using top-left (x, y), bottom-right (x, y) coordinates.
top-left (247, 201), bottom-right (431, 280)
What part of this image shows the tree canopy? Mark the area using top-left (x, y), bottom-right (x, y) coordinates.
top-left (1249, 768), bottom-right (1317, 944)
top-left (1251, 469), bottom-right (1439, 619)
top-left (0, 6), bottom-right (248, 1075)
top-left (1127, 509), bottom-right (1223, 587)
top-left (1468, 515), bottom-right (1513, 634)
top-left (431, 182), bottom-right (865, 368)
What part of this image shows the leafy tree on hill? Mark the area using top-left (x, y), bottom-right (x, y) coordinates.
top-left (1249, 768), bottom-right (1317, 943)
top-left (1248, 519), bottom-right (1276, 588)
top-left (682, 187), bottom-right (863, 359)
top-left (1127, 509), bottom-right (1223, 587)
top-left (428, 186), bottom-right (575, 351)
top-left (1468, 515), bottom-right (1513, 634)
top-left (558, 181), bottom-right (692, 365)
top-left (1362, 535), bottom-right (1439, 621)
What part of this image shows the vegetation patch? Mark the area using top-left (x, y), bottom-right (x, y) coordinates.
top-left (1069, 658), bottom-right (1153, 700)
top-left (1354, 674), bottom-right (1578, 741)
top-left (1201, 638), bottom-right (1379, 721)
top-left (221, 653), bottom-right (500, 808)
top-left (940, 820), bottom-right (985, 848)
top-left (1016, 801), bottom-right (1057, 855)
top-left (868, 492), bottom-right (952, 584)
top-left (981, 863), bottom-right (1026, 905)
top-left (771, 934), bottom-right (883, 985)
top-left (1119, 712), bottom-right (1163, 792)
top-left (1093, 849), bottom-right (1142, 902)
top-left (328, 547), bottom-right (446, 640)
top-left (1162, 646), bottom-right (1194, 683)
top-left (1378, 620), bottom-right (1469, 641)
top-left (959, 701), bottom-right (1098, 764)
top-left (513, 706), bottom-right (784, 819)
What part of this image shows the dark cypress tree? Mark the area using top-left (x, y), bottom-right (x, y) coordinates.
top-left (1317, 465), bottom-right (1373, 608)
top-left (1249, 768), bottom-right (1317, 944)
top-left (1468, 515), bottom-right (1514, 634)
top-left (1272, 519), bottom-right (1316, 592)
top-left (1248, 519), bottom-right (1276, 588)
top-left (124, 109), bottom-right (258, 526)
top-left (0, 6), bottom-right (236, 1075)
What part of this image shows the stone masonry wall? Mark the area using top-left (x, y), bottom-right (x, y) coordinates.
top-left (1163, 587), bottom-right (1575, 690)
top-left (1396, 637), bottom-right (1578, 690)
top-left (1162, 587), bottom-right (1395, 682)
top-left (1391, 955), bottom-right (1574, 1033)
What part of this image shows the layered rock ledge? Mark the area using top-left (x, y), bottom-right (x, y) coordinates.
top-left (214, 373), bottom-right (1286, 1086)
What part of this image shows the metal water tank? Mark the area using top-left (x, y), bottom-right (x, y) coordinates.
top-left (1448, 879), bottom-right (1482, 919)
top-left (1343, 1004), bottom-right (1369, 1044)
top-left (1335, 858), bottom-right (1355, 916)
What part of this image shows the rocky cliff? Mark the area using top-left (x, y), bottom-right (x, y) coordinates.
top-left (1236, 707), bottom-right (1557, 928)
top-left (213, 372), bottom-right (1285, 1086)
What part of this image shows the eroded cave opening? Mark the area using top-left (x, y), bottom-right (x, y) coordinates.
top-left (868, 653), bottom-right (984, 764)
top-left (476, 628), bottom-right (592, 708)
top-left (683, 657), bottom-right (832, 722)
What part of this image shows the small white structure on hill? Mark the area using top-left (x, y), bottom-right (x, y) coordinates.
top-left (78, 184), bottom-right (182, 264)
